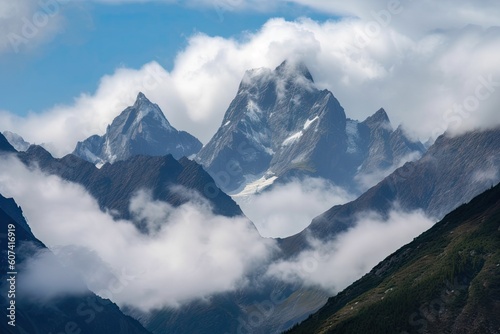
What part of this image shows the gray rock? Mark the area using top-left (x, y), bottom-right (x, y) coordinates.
top-left (73, 92), bottom-right (202, 164)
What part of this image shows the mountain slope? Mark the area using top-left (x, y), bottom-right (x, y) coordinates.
top-left (119, 126), bottom-right (498, 333)
top-left (0, 194), bottom-right (153, 334)
top-left (285, 181), bottom-right (500, 334)
top-left (281, 128), bottom-right (500, 254)
top-left (74, 92), bottom-right (202, 165)
top-left (18, 145), bottom-right (243, 225)
top-left (2, 131), bottom-right (30, 152)
top-left (197, 60), bottom-right (424, 194)
top-left (0, 132), bottom-right (17, 153)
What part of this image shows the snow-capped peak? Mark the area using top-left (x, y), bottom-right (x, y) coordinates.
top-left (73, 92), bottom-right (202, 164)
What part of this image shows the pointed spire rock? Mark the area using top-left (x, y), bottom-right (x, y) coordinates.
top-left (362, 108), bottom-right (392, 130)
top-left (275, 59), bottom-right (315, 83)
top-left (197, 62), bottom-right (425, 195)
top-left (73, 93), bottom-right (202, 164)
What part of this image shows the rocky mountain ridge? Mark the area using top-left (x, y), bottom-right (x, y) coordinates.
top-left (197, 60), bottom-right (425, 195)
top-left (74, 92), bottom-right (202, 165)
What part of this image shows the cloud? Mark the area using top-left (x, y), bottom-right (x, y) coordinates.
top-left (0, 61), bottom-right (173, 156)
top-left (355, 151), bottom-right (423, 192)
top-left (235, 177), bottom-right (355, 238)
top-left (82, 0), bottom-right (500, 33)
top-left (266, 208), bottom-right (435, 292)
top-left (0, 156), bottom-right (277, 311)
top-left (471, 156), bottom-right (499, 184)
top-left (286, 0), bottom-right (500, 36)
top-left (16, 245), bottom-right (88, 301)
top-left (0, 0), bottom-right (68, 54)
top-left (1, 7), bottom-right (500, 156)
top-left (472, 168), bottom-right (498, 183)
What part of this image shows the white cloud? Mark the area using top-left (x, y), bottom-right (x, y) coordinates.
top-left (472, 168), bottom-right (498, 183)
top-left (0, 61), bottom-right (172, 156)
top-left (84, 0), bottom-right (500, 34)
top-left (1, 6), bottom-right (500, 157)
top-left (355, 151), bottom-right (423, 192)
top-left (235, 177), bottom-right (355, 238)
top-left (17, 246), bottom-right (89, 301)
top-left (266, 208), bottom-right (435, 292)
top-left (0, 0), bottom-right (68, 54)
top-left (286, 0), bottom-right (500, 36)
top-left (0, 156), bottom-right (277, 311)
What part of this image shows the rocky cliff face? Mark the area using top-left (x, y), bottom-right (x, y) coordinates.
top-left (73, 92), bottom-right (202, 165)
top-left (197, 60), bottom-right (424, 194)
top-left (281, 127), bottom-right (500, 255)
top-left (18, 145), bottom-right (243, 228)
top-left (0, 132), bottom-right (17, 153)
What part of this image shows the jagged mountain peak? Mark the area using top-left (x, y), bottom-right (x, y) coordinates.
top-left (239, 60), bottom-right (315, 92)
top-left (133, 91), bottom-right (159, 112)
top-left (73, 93), bottom-right (202, 164)
top-left (363, 108), bottom-right (392, 130)
top-left (136, 91), bottom-right (147, 100)
top-left (116, 92), bottom-right (173, 132)
top-left (0, 132), bottom-right (16, 153)
top-left (2, 131), bottom-right (30, 151)
top-left (198, 62), bottom-right (426, 194)
top-left (275, 59), bottom-right (314, 83)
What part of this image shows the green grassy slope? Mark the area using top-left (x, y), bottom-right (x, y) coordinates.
top-left (286, 183), bottom-right (500, 334)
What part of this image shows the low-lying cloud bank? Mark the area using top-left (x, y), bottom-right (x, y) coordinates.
top-left (0, 156), bottom-right (277, 311)
top-left (17, 246), bottom-right (89, 301)
top-left (267, 209), bottom-right (435, 293)
top-left (1, 155), bottom-right (439, 313)
top-left (235, 177), bottom-right (355, 238)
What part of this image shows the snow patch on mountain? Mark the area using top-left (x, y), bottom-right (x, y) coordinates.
top-left (231, 174), bottom-right (278, 198)
top-left (282, 131), bottom-right (304, 146)
top-left (304, 116), bottom-right (319, 130)
top-left (246, 100), bottom-right (263, 122)
top-left (197, 60), bottom-right (426, 195)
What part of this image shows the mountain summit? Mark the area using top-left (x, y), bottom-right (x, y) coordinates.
top-left (2, 131), bottom-right (30, 151)
top-left (0, 132), bottom-right (16, 153)
top-left (197, 61), bottom-right (424, 194)
top-left (73, 92), bottom-right (202, 164)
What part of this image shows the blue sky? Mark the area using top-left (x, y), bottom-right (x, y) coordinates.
top-left (0, 1), bottom-right (331, 116)
top-left (1, 1), bottom-right (499, 156)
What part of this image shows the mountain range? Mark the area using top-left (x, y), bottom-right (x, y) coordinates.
top-left (281, 128), bottom-right (500, 255)
top-left (13, 143), bottom-right (242, 229)
top-left (1, 59), bottom-right (499, 334)
top-left (126, 126), bottom-right (500, 334)
top-left (196, 60), bottom-right (425, 195)
top-left (286, 181), bottom-right (500, 334)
